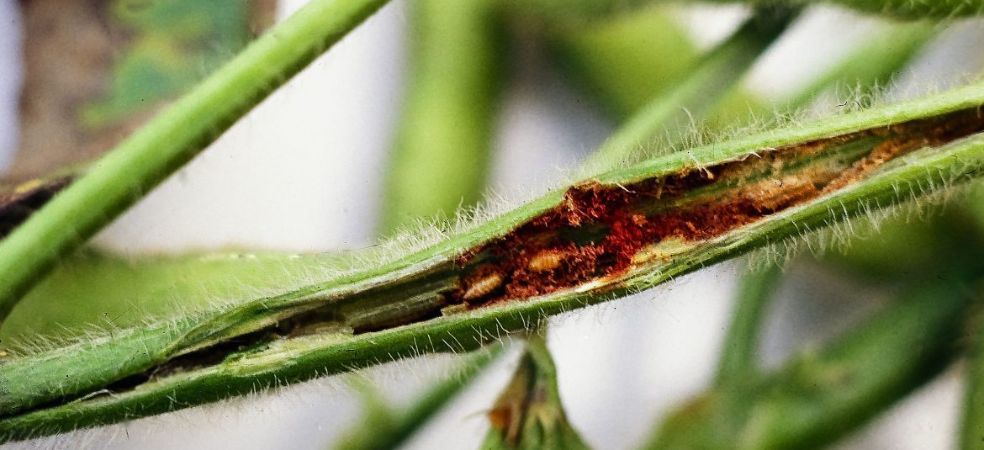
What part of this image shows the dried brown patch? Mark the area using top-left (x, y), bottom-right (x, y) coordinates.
top-left (450, 108), bottom-right (984, 307)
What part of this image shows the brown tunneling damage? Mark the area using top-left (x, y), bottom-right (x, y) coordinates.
top-left (32, 109), bottom-right (984, 413)
top-left (451, 108), bottom-right (984, 307)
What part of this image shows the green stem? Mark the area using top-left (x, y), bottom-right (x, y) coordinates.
top-left (482, 334), bottom-right (589, 450)
top-left (0, 0), bottom-right (391, 322)
top-left (802, 0), bottom-right (983, 18)
top-left (520, 0), bottom-right (984, 20)
top-left (783, 22), bottom-right (935, 110)
top-left (715, 264), bottom-right (783, 385)
top-left (961, 283), bottom-right (984, 450)
top-left (582, 7), bottom-right (798, 172)
top-left (544, 8), bottom-right (701, 120)
top-left (333, 347), bottom-right (502, 450)
top-left (3, 84), bottom-right (984, 441)
top-left (378, 0), bottom-right (504, 235)
top-left (647, 279), bottom-right (975, 450)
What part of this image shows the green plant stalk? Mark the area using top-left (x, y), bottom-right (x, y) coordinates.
top-left (378, 0), bottom-right (504, 235)
top-left (716, 0), bottom-right (984, 18)
top-left (646, 278), bottom-right (975, 450)
top-left (555, 10), bottom-right (932, 135)
top-left (333, 347), bottom-right (502, 450)
top-left (3, 0), bottom-right (933, 341)
top-left (482, 335), bottom-right (589, 450)
top-left (520, 0), bottom-right (984, 19)
top-left (962, 283), bottom-right (984, 450)
top-left (582, 7), bottom-right (797, 171)
top-left (353, 0), bottom-right (507, 441)
top-left (508, 0), bottom-right (655, 20)
top-left (783, 22), bottom-right (935, 110)
top-left (0, 0), bottom-right (391, 322)
top-left (543, 7), bottom-right (700, 119)
top-left (0, 250), bottom-right (366, 340)
top-left (715, 264), bottom-right (783, 385)
top-left (3, 84), bottom-right (984, 440)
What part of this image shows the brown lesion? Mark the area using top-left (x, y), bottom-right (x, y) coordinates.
top-left (27, 108), bottom-right (983, 415)
top-left (449, 107), bottom-right (984, 307)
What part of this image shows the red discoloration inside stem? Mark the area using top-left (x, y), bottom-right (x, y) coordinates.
top-left (451, 108), bottom-right (984, 307)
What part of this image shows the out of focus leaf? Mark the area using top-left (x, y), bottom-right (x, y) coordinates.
top-left (647, 280), bottom-right (975, 450)
top-left (10, 0), bottom-right (274, 179)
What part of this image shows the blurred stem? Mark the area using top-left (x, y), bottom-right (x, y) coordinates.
top-left (333, 346), bottom-right (503, 450)
top-left (961, 282), bottom-right (984, 450)
top-left (713, 0), bottom-right (984, 19)
top-left (517, 0), bottom-right (984, 19)
top-left (715, 264), bottom-right (783, 386)
top-left (582, 7), bottom-right (798, 172)
top-left (783, 22), bottom-right (935, 110)
top-left (483, 334), bottom-right (589, 450)
top-left (544, 7), bottom-right (700, 119)
top-left (0, 0), bottom-right (391, 323)
top-left (554, 9), bottom-right (934, 142)
top-left (648, 279), bottom-right (975, 450)
top-left (378, 0), bottom-right (504, 235)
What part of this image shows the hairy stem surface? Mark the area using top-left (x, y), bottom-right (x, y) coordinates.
top-left (2, 84), bottom-right (984, 441)
top-left (583, 7), bottom-right (797, 171)
top-left (716, 265), bottom-right (783, 385)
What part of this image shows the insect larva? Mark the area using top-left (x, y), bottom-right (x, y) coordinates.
top-left (527, 249), bottom-right (565, 272)
top-left (462, 271), bottom-right (504, 301)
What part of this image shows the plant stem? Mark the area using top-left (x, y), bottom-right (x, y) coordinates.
top-left (582, 7), bottom-right (798, 172)
top-left (378, 0), bottom-right (504, 235)
top-left (482, 334), bottom-right (589, 450)
top-left (715, 264), bottom-right (783, 385)
top-left (3, 85), bottom-right (984, 440)
top-left (961, 283), bottom-right (984, 450)
top-left (333, 346), bottom-right (502, 450)
top-left (783, 22), bottom-right (935, 110)
top-left (646, 279), bottom-right (975, 450)
top-left (808, 0), bottom-right (983, 18)
top-left (0, 0), bottom-right (391, 322)
top-left (520, 0), bottom-right (984, 20)
top-left (543, 7), bottom-right (701, 120)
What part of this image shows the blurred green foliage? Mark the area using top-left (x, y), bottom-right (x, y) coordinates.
top-left (82, 0), bottom-right (252, 128)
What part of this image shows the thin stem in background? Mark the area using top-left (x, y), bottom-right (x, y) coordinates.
top-left (544, 7), bottom-right (701, 120)
top-left (333, 347), bottom-right (503, 450)
top-left (783, 22), bottom-right (935, 110)
top-left (961, 282), bottom-right (984, 450)
top-left (715, 264), bottom-right (783, 386)
top-left (378, 0), bottom-right (505, 235)
top-left (647, 278), bottom-right (976, 450)
top-left (582, 7), bottom-right (799, 172)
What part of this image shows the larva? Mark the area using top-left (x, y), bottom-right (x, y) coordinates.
top-left (527, 249), bottom-right (565, 272)
top-left (462, 271), bottom-right (504, 301)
